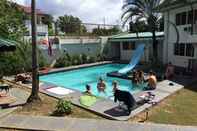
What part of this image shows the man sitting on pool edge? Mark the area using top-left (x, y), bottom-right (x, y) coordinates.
top-left (144, 70), bottom-right (157, 90)
top-left (97, 77), bottom-right (107, 94)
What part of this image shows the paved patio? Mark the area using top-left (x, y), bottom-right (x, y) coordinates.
top-left (0, 115), bottom-right (197, 131)
top-left (0, 88), bottom-right (29, 119)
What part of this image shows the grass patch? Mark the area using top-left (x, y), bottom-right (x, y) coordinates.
top-left (13, 91), bottom-right (102, 120)
top-left (146, 82), bottom-right (197, 126)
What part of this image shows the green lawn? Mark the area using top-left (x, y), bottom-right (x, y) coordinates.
top-left (147, 82), bottom-right (197, 126)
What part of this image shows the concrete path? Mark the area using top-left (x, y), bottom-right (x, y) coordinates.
top-left (0, 88), bottom-right (29, 119)
top-left (0, 115), bottom-right (196, 131)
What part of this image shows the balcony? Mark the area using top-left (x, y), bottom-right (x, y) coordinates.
top-left (25, 20), bottom-right (48, 36)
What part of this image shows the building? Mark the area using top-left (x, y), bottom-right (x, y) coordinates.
top-left (156, 0), bottom-right (197, 70)
top-left (108, 32), bottom-right (164, 63)
top-left (18, 5), bottom-right (49, 37)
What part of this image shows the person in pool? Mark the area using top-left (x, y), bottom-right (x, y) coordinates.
top-left (97, 77), bottom-right (107, 93)
top-left (138, 70), bottom-right (145, 84)
top-left (84, 84), bottom-right (92, 95)
top-left (144, 70), bottom-right (157, 90)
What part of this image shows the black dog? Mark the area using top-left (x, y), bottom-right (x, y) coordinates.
top-left (0, 85), bottom-right (10, 94)
top-left (114, 90), bottom-right (136, 114)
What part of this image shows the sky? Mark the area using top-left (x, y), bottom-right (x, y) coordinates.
top-left (12, 0), bottom-right (123, 25)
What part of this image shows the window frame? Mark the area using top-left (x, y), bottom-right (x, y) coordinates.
top-left (174, 43), bottom-right (195, 57)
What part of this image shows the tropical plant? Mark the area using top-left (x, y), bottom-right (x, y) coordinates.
top-left (71, 55), bottom-right (82, 65)
top-left (55, 99), bottom-right (72, 115)
top-left (56, 15), bottom-right (87, 35)
top-left (122, 0), bottom-right (162, 62)
top-left (0, 0), bottom-right (26, 40)
top-left (88, 56), bottom-right (96, 63)
top-left (81, 53), bottom-right (88, 64)
top-left (0, 41), bottom-right (47, 76)
top-left (97, 53), bottom-right (105, 61)
top-left (92, 26), bottom-right (121, 36)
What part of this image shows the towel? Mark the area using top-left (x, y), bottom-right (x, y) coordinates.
top-left (79, 95), bottom-right (97, 107)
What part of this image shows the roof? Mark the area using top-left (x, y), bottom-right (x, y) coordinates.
top-left (109, 32), bottom-right (164, 42)
top-left (155, 0), bottom-right (197, 12)
top-left (0, 38), bottom-right (16, 52)
top-left (18, 5), bottom-right (47, 15)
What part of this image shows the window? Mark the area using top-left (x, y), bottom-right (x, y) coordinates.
top-left (179, 43), bottom-right (185, 56)
top-left (176, 11), bottom-right (197, 25)
top-left (195, 10), bottom-right (197, 23)
top-left (122, 42), bottom-right (136, 50)
top-left (181, 12), bottom-right (187, 25)
top-left (176, 13), bottom-right (181, 25)
top-left (176, 12), bottom-right (186, 25)
top-left (188, 10), bottom-right (194, 24)
top-left (186, 44), bottom-right (194, 57)
top-left (174, 43), bottom-right (194, 57)
top-left (174, 43), bottom-right (179, 55)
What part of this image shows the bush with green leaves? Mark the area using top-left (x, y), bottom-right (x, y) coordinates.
top-left (88, 56), bottom-right (96, 63)
top-left (0, 41), bottom-right (47, 76)
top-left (55, 99), bottom-right (72, 115)
top-left (71, 55), bottom-right (82, 65)
top-left (54, 53), bottom-right (72, 68)
top-left (97, 53), bottom-right (105, 62)
top-left (81, 53), bottom-right (87, 64)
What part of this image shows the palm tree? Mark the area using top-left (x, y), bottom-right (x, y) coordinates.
top-left (27, 0), bottom-right (41, 103)
top-left (122, 0), bottom-right (162, 62)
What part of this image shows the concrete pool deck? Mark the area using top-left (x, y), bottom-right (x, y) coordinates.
top-left (70, 80), bottom-right (184, 121)
top-left (4, 78), bottom-right (184, 121)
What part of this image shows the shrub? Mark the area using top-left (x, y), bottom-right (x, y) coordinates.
top-left (0, 41), bottom-right (48, 76)
top-left (81, 53), bottom-right (87, 64)
top-left (54, 53), bottom-right (72, 68)
top-left (54, 56), bottom-right (66, 68)
top-left (55, 99), bottom-right (72, 115)
top-left (71, 55), bottom-right (82, 65)
top-left (97, 53), bottom-right (104, 62)
top-left (88, 56), bottom-right (96, 63)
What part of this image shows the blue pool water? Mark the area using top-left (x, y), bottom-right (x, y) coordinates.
top-left (40, 64), bottom-right (143, 98)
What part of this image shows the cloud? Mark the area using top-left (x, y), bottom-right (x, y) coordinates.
top-left (15, 0), bottom-right (123, 24)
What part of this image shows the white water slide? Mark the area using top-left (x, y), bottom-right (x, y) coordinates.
top-left (118, 44), bottom-right (145, 74)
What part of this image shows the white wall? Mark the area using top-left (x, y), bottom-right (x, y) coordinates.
top-left (164, 4), bottom-right (197, 68)
top-left (120, 40), bottom-right (151, 62)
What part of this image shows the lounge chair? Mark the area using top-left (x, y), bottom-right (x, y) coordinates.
top-left (15, 73), bottom-right (32, 84)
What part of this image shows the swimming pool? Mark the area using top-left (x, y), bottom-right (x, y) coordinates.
top-left (40, 64), bottom-right (143, 98)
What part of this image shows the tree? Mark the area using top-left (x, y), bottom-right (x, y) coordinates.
top-left (122, 0), bottom-right (162, 62)
top-left (0, 0), bottom-right (26, 40)
top-left (92, 26), bottom-right (121, 36)
top-left (56, 15), bottom-right (87, 35)
top-left (129, 21), bottom-right (149, 33)
top-left (42, 14), bottom-right (54, 35)
top-left (0, 41), bottom-right (47, 76)
top-left (27, 0), bottom-right (41, 103)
